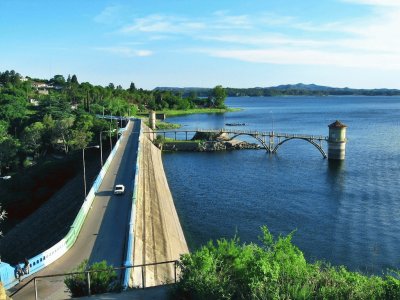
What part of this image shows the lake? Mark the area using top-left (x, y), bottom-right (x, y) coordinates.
top-left (162, 96), bottom-right (400, 274)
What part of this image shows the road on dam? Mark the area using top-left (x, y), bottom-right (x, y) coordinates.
top-left (12, 120), bottom-right (140, 300)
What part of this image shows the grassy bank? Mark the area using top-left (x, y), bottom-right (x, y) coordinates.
top-left (143, 119), bottom-right (181, 130)
top-left (155, 120), bottom-right (181, 129)
top-left (160, 107), bottom-right (241, 117)
top-left (139, 107), bottom-right (241, 129)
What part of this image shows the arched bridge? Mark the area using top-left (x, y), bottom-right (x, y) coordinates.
top-left (149, 128), bottom-right (329, 158)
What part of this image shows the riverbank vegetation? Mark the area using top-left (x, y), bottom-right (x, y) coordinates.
top-left (173, 226), bottom-right (400, 299)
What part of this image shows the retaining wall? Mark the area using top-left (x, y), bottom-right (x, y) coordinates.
top-left (123, 120), bottom-right (142, 288)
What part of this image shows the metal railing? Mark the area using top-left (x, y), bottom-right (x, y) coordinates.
top-left (144, 128), bottom-right (328, 141)
top-left (9, 260), bottom-right (179, 299)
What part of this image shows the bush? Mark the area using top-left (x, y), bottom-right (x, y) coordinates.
top-left (64, 260), bottom-right (122, 297)
top-left (172, 226), bottom-right (400, 300)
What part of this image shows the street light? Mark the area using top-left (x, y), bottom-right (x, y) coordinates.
top-left (99, 129), bottom-right (116, 167)
top-left (0, 176), bottom-right (11, 180)
top-left (82, 145), bottom-right (100, 198)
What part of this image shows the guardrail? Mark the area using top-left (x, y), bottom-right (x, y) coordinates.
top-left (0, 120), bottom-right (131, 290)
top-left (123, 120), bottom-right (142, 288)
top-left (9, 259), bottom-right (179, 299)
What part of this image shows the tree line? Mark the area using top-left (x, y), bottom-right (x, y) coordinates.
top-left (156, 85), bottom-right (400, 97)
top-left (0, 70), bottom-right (226, 176)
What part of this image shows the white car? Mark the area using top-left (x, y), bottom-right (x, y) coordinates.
top-left (114, 184), bottom-right (125, 195)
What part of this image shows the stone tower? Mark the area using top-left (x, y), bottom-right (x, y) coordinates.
top-left (328, 120), bottom-right (347, 160)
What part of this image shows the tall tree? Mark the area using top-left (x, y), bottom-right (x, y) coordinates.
top-left (209, 85), bottom-right (227, 108)
top-left (53, 116), bottom-right (75, 154)
top-left (21, 122), bottom-right (45, 159)
top-left (129, 82), bottom-right (136, 92)
top-left (71, 74), bottom-right (79, 84)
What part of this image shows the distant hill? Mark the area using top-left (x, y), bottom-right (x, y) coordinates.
top-left (272, 83), bottom-right (335, 91)
top-left (154, 84), bottom-right (400, 97)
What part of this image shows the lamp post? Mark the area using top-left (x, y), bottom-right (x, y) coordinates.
top-left (99, 129), bottom-right (115, 167)
top-left (82, 145), bottom-right (100, 198)
top-left (110, 112), bottom-right (114, 150)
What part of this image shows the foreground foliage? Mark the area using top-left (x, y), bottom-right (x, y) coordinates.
top-left (64, 260), bottom-right (121, 297)
top-left (173, 226), bottom-right (400, 300)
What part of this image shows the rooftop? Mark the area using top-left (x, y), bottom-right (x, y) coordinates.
top-left (328, 120), bottom-right (347, 128)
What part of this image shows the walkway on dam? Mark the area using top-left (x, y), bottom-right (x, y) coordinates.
top-left (10, 120), bottom-right (140, 300)
top-left (129, 125), bottom-right (189, 287)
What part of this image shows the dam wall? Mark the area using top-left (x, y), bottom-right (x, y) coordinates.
top-left (129, 123), bottom-right (188, 287)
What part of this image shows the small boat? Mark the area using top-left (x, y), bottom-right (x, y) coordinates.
top-left (225, 123), bottom-right (246, 126)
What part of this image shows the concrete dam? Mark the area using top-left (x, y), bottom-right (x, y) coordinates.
top-left (129, 123), bottom-right (189, 287)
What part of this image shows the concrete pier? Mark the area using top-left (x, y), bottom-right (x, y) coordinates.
top-left (328, 120), bottom-right (347, 160)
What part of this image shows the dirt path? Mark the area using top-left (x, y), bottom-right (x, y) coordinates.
top-left (131, 127), bottom-right (188, 288)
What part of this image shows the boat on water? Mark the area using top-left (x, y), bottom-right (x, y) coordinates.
top-left (225, 123), bottom-right (246, 126)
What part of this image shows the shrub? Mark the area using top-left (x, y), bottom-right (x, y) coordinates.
top-left (172, 226), bottom-right (400, 300)
top-left (64, 260), bottom-right (122, 297)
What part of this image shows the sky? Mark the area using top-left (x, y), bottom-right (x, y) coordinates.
top-left (1, 0), bottom-right (400, 89)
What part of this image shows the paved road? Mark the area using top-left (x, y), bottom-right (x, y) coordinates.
top-left (11, 120), bottom-right (140, 300)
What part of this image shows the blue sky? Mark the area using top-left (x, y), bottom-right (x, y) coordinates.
top-left (1, 0), bottom-right (400, 89)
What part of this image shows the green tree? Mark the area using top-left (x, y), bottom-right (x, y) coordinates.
top-left (42, 114), bottom-right (55, 154)
top-left (129, 82), bottom-right (136, 92)
top-left (69, 129), bottom-right (92, 151)
top-left (71, 74), bottom-right (79, 84)
top-left (209, 85), bottom-right (227, 108)
top-left (51, 75), bottom-right (66, 86)
top-left (21, 122), bottom-right (45, 159)
top-left (53, 116), bottom-right (75, 154)
top-left (0, 135), bottom-right (20, 175)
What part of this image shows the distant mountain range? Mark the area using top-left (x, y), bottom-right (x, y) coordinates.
top-left (154, 84), bottom-right (400, 97)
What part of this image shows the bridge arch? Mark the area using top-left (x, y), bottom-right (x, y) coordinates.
top-left (272, 137), bottom-right (327, 158)
top-left (228, 133), bottom-right (271, 152)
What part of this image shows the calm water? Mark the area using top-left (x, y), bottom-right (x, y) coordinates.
top-left (162, 96), bottom-right (400, 274)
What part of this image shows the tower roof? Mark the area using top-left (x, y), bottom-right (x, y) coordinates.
top-left (329, 120), bottom-right (347, 128)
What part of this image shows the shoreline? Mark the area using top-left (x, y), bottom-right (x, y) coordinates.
top-left (160, 139), bottom-right (261, 152)
top-left (161, 107), bottom-right (241, 117)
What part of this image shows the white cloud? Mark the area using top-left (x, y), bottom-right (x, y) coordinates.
top-left (342, 0), bottom-right (400, 7)
top-left (95, 46), bottom-right (153, 57)
top-left (212, 11), bottom-right (252, 29)
top-left (202, 34), bottom-right (335, 48)
top-left (94, 5), bottom-right (122, 24)
top-left (120, 15), bottom-right (206, 34)
top-left (113, 6), bottom-right (400, 70)
top-left (201, 48), bottom-right (400, 70)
